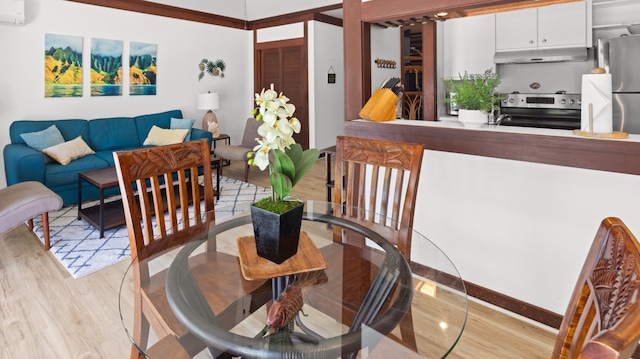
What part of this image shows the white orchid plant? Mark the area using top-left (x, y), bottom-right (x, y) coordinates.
top-left (248, 84), bottom-right (319, 209)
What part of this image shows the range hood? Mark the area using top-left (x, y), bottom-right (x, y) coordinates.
top-left (494, 47), bottom-right (588, 64)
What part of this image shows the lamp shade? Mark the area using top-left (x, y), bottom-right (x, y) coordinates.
top-left (197, 92), bottom-right (220, 110)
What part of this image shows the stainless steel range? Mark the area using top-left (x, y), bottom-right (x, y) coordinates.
top-left (498, 92), bottom-right (582, 130)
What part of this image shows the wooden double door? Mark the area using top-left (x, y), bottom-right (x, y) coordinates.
top-left (255, 37), bottom-right (309, 150)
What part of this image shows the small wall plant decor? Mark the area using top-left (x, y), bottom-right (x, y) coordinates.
top-left (198, 58), bottom-right (226, 80)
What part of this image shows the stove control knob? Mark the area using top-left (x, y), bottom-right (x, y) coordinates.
top-left (569, 99), bottom-right (575, 105)
top-left (508, 97), bottom-right (515, 104)
top-left (577, 99), bottom-right (582, 105)
top-left (560, 99), bottom-right (567, 104)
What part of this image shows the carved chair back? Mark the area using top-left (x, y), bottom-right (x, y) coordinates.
top-left (114, 138), bottom-right (215, 259)
top-left (332, 135), bottom-right (424, 259)
top-left (553, 217), bottom-right (640, 358)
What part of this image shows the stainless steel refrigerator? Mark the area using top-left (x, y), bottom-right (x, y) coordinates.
top-left (599, 35), bottom-right (640, 134)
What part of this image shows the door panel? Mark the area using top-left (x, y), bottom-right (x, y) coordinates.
top-left (256, 39), bottom-right (308, 149)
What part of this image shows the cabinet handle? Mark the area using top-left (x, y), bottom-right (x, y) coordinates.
top-left (541, 39), bottom-right (547, 43)
top-left (529, 40), bottom-right (534, 44)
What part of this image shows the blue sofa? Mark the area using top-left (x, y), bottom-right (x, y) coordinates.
top-left (4, 110), bottom-right (212, 206)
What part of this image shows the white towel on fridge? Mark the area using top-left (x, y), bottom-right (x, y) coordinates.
top-left (581, 74), bottom-right (612, 134)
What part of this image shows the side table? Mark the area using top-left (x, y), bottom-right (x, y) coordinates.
top-left (78, 167), bottom-right (125, 238)
top-left (212, 134), bottom-right (230, 166)
top-left (211, 156), bottom-right (222, 200)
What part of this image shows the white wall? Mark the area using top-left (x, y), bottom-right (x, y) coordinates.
top-left (0, 0), bottom-right (255, 189)
top-left (256, 23), bottom-right (304, 43)
top-left (309, 20), bottom-right (344, 150)
top-left (370, 26), bottom-right (401, 93)
top-left (0, 1), bottom-right (345, 189)
top-left (414, 148), bottom-right (640, 315)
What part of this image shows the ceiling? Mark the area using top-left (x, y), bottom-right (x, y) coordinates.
top-left (130, 0), bottom-right (583, 29)
top-left (366, 0), bottom-right (584, 28)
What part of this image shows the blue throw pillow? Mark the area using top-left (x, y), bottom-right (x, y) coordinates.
top-left (170, 118), bottom-right (195, 142)
top-left (20, 124), bottom-right (65, 151)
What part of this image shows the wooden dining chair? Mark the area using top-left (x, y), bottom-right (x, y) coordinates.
top-left (114, 139), bottom-right (214, 358)
top-left (552, 217), bottom-right (640, 359)
top-left (332, 135), bottom-right (425, 352)
top-left (114, 139), bottom-right (268, 359)
top-left (332, 135), bottom-right (424, 259)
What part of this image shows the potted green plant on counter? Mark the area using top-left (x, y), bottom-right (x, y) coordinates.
top-left (443, 69), bottom-right (502, 128)
top-left (247, 84), bottom-right (320, 264)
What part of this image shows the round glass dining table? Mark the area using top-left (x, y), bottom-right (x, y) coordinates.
top-left (119, 200), bottom-right (468, 358)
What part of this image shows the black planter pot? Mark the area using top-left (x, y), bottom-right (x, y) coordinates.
top-left (250, 201), bottom-right (304, 264)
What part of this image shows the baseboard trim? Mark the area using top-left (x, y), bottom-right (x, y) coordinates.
top-left (411, 260), bottom-right (640, 357)
top-left (410, 261), bottom-right (563, 329)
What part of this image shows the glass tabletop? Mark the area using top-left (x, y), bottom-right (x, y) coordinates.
top-left (119, 200), bottom-right (468, 358)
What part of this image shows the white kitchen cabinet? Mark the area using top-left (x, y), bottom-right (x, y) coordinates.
top-left (443, 13), bottom-right (496, 79)
top-left (496, 1), bottom-right (587, 52)
top-left (495, 8), bottom-right (537, 51)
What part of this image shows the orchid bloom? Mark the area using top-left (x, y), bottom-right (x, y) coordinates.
top-left (249, 84), bottom-right (319, 202)
top-left (253, 85), bottom-right (301, 161)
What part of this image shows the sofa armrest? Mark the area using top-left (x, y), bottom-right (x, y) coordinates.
top-left (191, 128), bottom-right (213, 145)
top-left (3, 144), bottom-right (46, 185)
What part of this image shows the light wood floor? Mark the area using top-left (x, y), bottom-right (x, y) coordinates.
top-left (0, 158), bottom-right (556, 358)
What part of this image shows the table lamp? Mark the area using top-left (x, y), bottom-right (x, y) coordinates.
top-left (197, 91), bottom-right (221, 137)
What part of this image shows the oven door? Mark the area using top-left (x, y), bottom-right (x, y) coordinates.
top-left (499, 107), bottom-right (581, 130)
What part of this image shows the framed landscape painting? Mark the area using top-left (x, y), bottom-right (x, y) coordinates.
top-left (130, 42), bottom-right (157, 96)
top-left (44, 34), bottom-right (83, 98)
top-left (90, 38), bottom-right (123, 96)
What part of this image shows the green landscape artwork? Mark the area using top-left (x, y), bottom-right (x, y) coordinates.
top-left (130, 42), bottom-right (157, 96)
top-left (44, 34), bottom-right (83, 98)
top-left (90, 38), bottom-right (123, 96)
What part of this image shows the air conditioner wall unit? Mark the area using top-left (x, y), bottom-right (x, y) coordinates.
top-left (0, 0), bottom-right (25, 25)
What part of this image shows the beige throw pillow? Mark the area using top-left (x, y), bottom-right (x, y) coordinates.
top-left (143, 125), bottom-right (189, 146)
top-left (43, 135), bottom-right (95, 165)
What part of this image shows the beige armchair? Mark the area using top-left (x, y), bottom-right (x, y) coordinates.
top-left (214, 117), bottom-right (260, 182)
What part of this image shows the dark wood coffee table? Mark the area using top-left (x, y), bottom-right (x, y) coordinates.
top-left (78, 163), bottom-right (221, 238)
top-left (77, 167), bottom-right (124, 238)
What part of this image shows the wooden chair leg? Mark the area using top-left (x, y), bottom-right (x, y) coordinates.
top-left (130, 306), bottom-right (150, 359)
top-left (219, 158), bottom-right (225, 176)
top-left (399, 307), bottom-right (418, 351)
top-left (244, 162), bottom-right (250, 182)
top-left (42, 213), bottom-right (51, 250)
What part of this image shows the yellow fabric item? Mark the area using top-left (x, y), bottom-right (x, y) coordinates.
top-left (143, 125), bottom-right (189, 146)
top-left (42, 136), bottom-right (95, 165)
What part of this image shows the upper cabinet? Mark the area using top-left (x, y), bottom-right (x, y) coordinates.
top-left (496, 1), bottom-right (589, 52)
top-left (443, 13), bottom-right (496, 79)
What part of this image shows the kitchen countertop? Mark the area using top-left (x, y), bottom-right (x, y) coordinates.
top-left (391, 117), bottom-right (640, 141)
top-left (345, 119), bottom-right (640, 176)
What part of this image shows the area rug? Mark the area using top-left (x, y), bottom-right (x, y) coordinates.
top-left (32, 176), bottom-right (271, 279)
